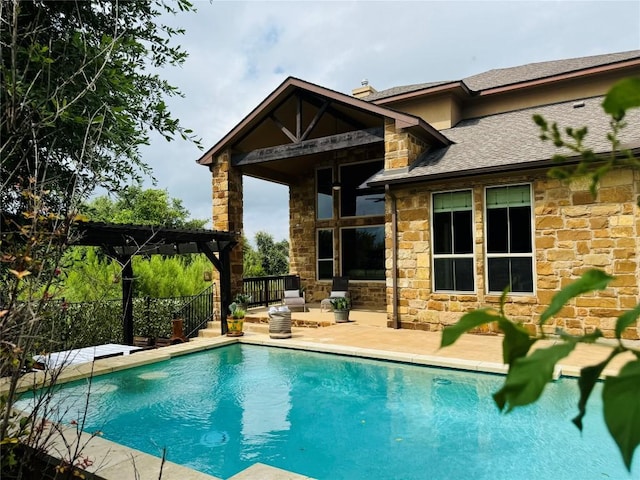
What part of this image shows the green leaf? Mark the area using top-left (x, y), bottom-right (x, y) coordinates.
top-left (615, 303), bottom-right (640, 339)
top-left (540, 269), bottom-right (613, 324)
top-left (440, 309), bottom-right (501, 348)
top-left (557, 329), bottom-right (603, 344)
top-left (497, 318), bottom-right (536, 365)
top-left (572, 348), bottom-right (622, 431)
top-left (494, 342), bottom-right (576, 412)
top-left (603, 360), bottom-right (640, 470)
top-left (602, 77), bottom-right (640, 120)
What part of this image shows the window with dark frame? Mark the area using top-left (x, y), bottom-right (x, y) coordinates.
top-left (341, 226), bottom-right (385, 281)
top-left (432, 190), bottom-right (474, 292)
top-left (317, 229), bottom-right (334, 280)
top-left (486, 184), bottom-right (534, 293)
top-left (339, 161), bottom-right (384, 217)
top-left (317, 167), bottom-right (333, 219)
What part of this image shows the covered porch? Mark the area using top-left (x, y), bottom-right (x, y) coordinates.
top-left (197, 77), bottom-right (450, 326)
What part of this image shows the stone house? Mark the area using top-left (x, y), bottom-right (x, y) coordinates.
top-left (197, 50), bottom-right (640, 338)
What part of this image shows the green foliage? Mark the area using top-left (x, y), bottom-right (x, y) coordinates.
top-left (255, 231), bottom-right (290, 275)
top-left (441, 79), bottom-right (640, 471)
top-left (602, 78), bottom-right (640, 120)
top-left (1, 0), bottom-right (199, 215)
top-left (83, 186), bottom-right (207, 228)
top-left (329, 296), bottom-right (350, 311)
top-left (0, 1), bottom-right (200, 470)
top-left (229, 302), bottom-right (246, 319)
top-left (243, 232), bottom-right (290, 276)
top-left (540, 269), bottom-right (613, 323)
top-left (603, 360), bottom-right (640, 469)
top-left (233, 293), bottom-right (252, 305)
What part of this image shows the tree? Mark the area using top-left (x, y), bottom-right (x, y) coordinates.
top-left (255, 231), bottom-right (289, 276)
top-left (242, 232), bottom-right (289, 277)
top-left (83, 186), bottom-right (207, 228)
top-left (0, 1), bottom-right (198, 475)
top-left (441, 78), bottom-right (640, 471)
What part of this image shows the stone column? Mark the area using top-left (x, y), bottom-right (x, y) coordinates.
top-left (384, 118), bottom-right (429, 326)
top-left (210, 149), bottom-right (244, 299)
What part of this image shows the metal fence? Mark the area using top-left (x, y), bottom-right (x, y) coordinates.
top-left (242, 274), bottom-right (300, 307)
top-left (38, 285), bottom-right (216, 348)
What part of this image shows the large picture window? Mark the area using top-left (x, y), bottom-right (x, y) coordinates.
top-left (485, 184), bottom-right (534, 294)
top-left (340, 161), bottom-right (384, 217)
top-left (317, 167), bottom-right (333, 219)
top-left (317, 229), bottom-right (334, 280)
top-left (432, 190), bottom-right (474, 292)
top-left (341, 226), bottom-right (385, 281)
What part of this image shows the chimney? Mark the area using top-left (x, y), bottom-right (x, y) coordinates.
top-left (352, 78), bottom-right (377, 99)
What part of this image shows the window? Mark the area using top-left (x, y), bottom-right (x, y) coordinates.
top-left (341, 226), bottom-right (385, 280)
top-left (317, 167), bottom-right (333, 219)
top-left (432, 190), bottom-right (474, 292)
top-left (340, 161), bottom-right (384, 217)
top-left (485, 184), bottom-right (534, 293)
top-left (317, 229), bottom-right (334, 280)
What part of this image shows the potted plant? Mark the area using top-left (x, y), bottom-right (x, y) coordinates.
top-left (227, 302), bottom-right (246, 337)
top-left (330, 296), bottom-right (351, 323)
top-left (233, 293), bottom-right (252, 311)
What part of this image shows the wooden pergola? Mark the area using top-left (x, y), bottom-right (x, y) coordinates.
top-left (69, 221), bottom-right (238, 343)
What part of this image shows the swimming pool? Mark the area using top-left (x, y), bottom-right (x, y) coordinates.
top-left (18, 344), bottom-right (635, 479)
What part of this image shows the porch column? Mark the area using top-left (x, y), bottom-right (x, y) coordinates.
top-left (210, 149), bottom-right (244, 317)
top-left (383, 118), bottom-right (430, 328)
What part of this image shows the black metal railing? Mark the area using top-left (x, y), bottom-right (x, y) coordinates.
top-left (177, 283), bottom-right (216, 338)
top-left (242, 274), bottom-right (300, 307)
top-left (33, 286), bottom-right (216, 349)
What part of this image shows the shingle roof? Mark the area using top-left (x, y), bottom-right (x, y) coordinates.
top-left (366, 51), bottom-right (640, 101)
top-left (367, 96), bottom-right (640, 185)
top-left (363, 80), bottom-right (454, 101)
top-left (464, 50), bottom-right (640, 91)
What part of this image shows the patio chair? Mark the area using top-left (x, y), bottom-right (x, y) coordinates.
top-left (282, 275), bottom-right (306, 312)
top-left (321, 276), bottom-right (350, 312)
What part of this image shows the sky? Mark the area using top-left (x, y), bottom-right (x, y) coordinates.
top-left (137, 0), bottom-right (640, 243)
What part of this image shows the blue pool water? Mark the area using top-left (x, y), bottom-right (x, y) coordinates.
top-left (18, 344), bottom-right (636, 479)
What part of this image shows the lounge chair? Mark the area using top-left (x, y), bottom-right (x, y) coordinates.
top-left (321, 276), bottom-right (350, 312)
top-left (282, 275), bottom-right (306, 312)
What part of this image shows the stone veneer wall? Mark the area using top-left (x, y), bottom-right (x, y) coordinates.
top-left (388, 168), bottom-right (640, 338)
top-left (289, 146), bottom-right (387, 309)
top-left (384, 118), bottom-right (428, 170)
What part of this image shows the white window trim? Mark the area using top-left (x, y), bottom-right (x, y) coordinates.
top-left (316, 166), bottom-right (334, 220)
top-left (339, 159), bottom-right (385, 219)
top-left (430, 189), bottom-right (477, 294)
top-left (339, 225), bottom-right (386, 282)
top-left (483, 183), bottom-right (536, 296)
top-left (317, 228), bottom-right (334, 281)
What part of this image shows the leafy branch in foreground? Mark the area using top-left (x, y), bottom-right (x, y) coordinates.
top-left (441, 78), bottom-right (640, 471)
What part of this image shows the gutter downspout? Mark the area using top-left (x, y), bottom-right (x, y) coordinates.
top-left (386, 184), bottom-right (400, 329)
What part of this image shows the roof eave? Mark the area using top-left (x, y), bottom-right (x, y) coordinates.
top-left (369, 145), bottom-right (640, 188)
top-left (370, 81), bottom-right (471, 105)
top-left (196, 77), bottom-right (451, 166)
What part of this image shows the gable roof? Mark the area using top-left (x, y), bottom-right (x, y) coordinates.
top-left (367, 96), bottom-right (640, 186)
top-left (196, 77), bottom-right (451, 166)
top-left (367, 50), bottom-right (640, 103)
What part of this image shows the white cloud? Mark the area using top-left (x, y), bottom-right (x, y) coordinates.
top-left (140, 0), bottom-right (640, 241)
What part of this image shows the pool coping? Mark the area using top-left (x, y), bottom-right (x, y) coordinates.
top-left (2, 332), bottom-right (614, 479)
